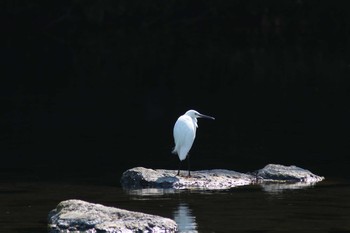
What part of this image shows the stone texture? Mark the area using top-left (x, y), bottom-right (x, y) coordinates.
top-left (121, 164), bottom-right (324, 190)
top-left (48, 199), bottom-right (177, 233)
top-left (120, 167), bottom-right (254, 190)
top-left (256, 164), bottom-right (325, 183)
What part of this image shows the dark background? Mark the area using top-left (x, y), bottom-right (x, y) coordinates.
top-left (2, 0), bottom-right (350, 183)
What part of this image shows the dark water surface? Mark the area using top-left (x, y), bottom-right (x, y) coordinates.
top-left (1, 174), bottom-right (350, 233)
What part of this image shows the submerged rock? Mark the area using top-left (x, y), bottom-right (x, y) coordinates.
top-left (121, 164), bottom-right (324, 190)
top-left (48, 199), bottom-right (177, 233)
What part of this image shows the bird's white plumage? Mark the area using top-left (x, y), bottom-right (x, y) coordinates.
top-left (172, 109), bottom-right (214, 176)
top-left (172, 109), bottom-right (215, 161)
top-left (172, 114), bottom-right (197, 161)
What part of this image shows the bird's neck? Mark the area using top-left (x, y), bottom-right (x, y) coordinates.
top-left (192, 118), bottom-right (198, 128)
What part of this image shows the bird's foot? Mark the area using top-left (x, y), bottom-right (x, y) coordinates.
top-left (176, 171), bottom-right (192, 178)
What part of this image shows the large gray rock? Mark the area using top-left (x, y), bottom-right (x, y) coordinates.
top-left (256, 164), bottom-right (325, 183)
top-left (121, 164), bottom-right (324, 190)
top-left (48, 199), bottom-right (177, 233)
top-left (120, 167), bottom-right (254, 190)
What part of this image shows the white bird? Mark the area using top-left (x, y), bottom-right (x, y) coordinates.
top-left (172, 109), bottom-right (215, 177)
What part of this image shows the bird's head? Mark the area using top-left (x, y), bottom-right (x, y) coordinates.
top-left (185, 110), bottom-right (215, 120)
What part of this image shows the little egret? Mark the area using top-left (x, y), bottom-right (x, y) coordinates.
top-left (172, 109), bottom-right (215, 177)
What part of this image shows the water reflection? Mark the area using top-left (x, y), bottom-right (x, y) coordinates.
top-left (126, 188), bottom-right (178, 196)
top-left (124, 180), bottom-right (320, 197)
top-left (260, 181), bottom-right (318, 194)
top-left (124, 188), bottom-right (198, 232)
top-left (173, 203), bottom-right (197, 233)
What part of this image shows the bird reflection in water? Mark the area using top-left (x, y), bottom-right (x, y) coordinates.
top-left (173, 203), bottom-right (198, 233)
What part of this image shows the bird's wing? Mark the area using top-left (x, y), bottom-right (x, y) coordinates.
top-left (173, 116), bottom-right (195, 160)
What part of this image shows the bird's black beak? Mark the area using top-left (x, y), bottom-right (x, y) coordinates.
top-left (198, 113), bottom-right (215, 120)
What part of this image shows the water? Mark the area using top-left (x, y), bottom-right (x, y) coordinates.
top-left (1, 175), bottom-right (350, 233)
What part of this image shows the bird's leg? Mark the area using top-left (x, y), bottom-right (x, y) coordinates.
top-left (187, 155), bottom-right (191, 177)
top-left (177, 161), bottom-right (181, 176)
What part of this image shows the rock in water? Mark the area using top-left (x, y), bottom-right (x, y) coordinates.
top-left (120, 167), bottom-right (255, 190)
top-left (256, 164), bottom-right (325, 183)
top-left (120, 164), bottom-right (324, 190)
top-left (48, 199), bottom-right (177, 233)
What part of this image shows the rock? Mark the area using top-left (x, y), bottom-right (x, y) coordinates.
top-left (120, 167), bottom-right (255, 190)
top-left (121, 167), bottom-right (255, 190)
top-left (120, 164), bottom-right (324, 190)
top-left (256, 164), bottom-right (325, 183)
top-left (48, 199), bottom-right (177, 233)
